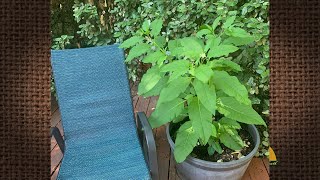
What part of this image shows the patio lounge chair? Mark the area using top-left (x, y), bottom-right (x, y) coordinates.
top-left (51, 45), bottom-right (158, 180)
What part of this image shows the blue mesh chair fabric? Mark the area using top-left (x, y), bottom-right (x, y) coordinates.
top-left (51, 45), bottom-right (150, 179)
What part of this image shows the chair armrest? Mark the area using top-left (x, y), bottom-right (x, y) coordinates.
top-left (51, 127), bottom-right (65, 154)
top-left (136, 112), bottom-right (159, 180)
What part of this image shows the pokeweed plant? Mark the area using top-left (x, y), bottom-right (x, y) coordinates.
top-left (120, 17), bottom-right (266, 163)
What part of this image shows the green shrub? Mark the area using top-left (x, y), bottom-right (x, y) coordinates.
top-left (120, 18), bottom-right (266, 163)
top-left (112, 0), bottom-right (269, 156)
top-left (51, 0), bottom-right (113, 49)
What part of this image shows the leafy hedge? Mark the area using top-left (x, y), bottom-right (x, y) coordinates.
top-left (51, 0), bottom-right (269, 156)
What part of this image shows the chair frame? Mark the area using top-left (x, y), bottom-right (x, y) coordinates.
top-left (51, 111), bottom-right (159, 180)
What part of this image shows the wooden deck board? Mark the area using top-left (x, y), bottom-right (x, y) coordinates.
top-left (155, 126), bottom-right (171, 180)
top-left (50, 85), bottom-right (269, 180)
top-left (169, 153), bottom-right (179, 180)
top-left (51, 93), bottom-right (58, 113)
top-left (146, 96), bottom-right (158, 117)
top-left (263, 158), bottom-right (270, 174)
top-left (245, 158), bottom-right (269, 180)
top-left (135, 96), bottom-right (150, 114)
top-left (51, 145), bottom-right (63, 174)
top-left (242, 168), bottom-right (252, 180)
top-left (51, 137), bottom-right (57, 151)
top-left (51, 110), bottom-right (61, 127)
top-left (51, 164), bottom-right (61, 180)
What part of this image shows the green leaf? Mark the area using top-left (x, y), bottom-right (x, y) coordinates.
top-left (142, 50), bottom-right (166, 63)
top-left (196, 29), bottom-right (212, 38)
top-left (211, 16), bottom-right (222, 31)
top-left (207, 45), bottom-right (239, 58)
top-left (161, 60), bottom-right (189, 81)
top-left (219, 130), bottom-right (243, 151)
top-left (223, 36), bottom-right (255, 46)
top-left (142, 20), bottom-right (150, 32)
top-left (205, 36), bottom-right (221, 52)
top-left (149, 98), bottom-right (185, 128)
top-left (180, 37), bottom-right (204, 60)
top-left (158, 77), bottom-right (191, 104)
top-left (188, 97), bottom-right (213, 144)
top-left (154, 36), bottom-right (166, 48)
top-left (161, 60), bottom-right (189, 72)
top-left (227, 27), bottom-right (251, 38)
top-left (217, 97), bottom-right (266, 126)
top-left (167, 71), bottom-right (182, 82)
top-left (219, 117), bottom-right (241, 129)
top-left (193, 79), bottom-right (216, 114)
top-left (211, 141), bottom-right (222, 154)
top-left (222, 16), bottom-right (236, 29)
top-left (171, 49), bottom-right (185, 57)
top-left (194, 64), bottom-right (214, 83)
top-left (200, 24), bottom-right (213, 32)
top-left (125, 43), bottom-right (151, 62)
top-left (168, 39), bottom-right (182, 52)
top-left (212, 125), bottom-right (217, 137)
top-left (208, 59), bottom-right (241, 72)
top-left (184, 94), bottom-right (194, 103)
top-left (120, 36), bottom-right (144, 49)
top-left (113, 32), bottom-right (122, 38)
top-left (212, 71), bottom-right (251, 105)
top-left (142, 76), bottom-right (169, 97)
top-left (172, 114), bottom-right (187, 123)
top-left (174, 121), bottom-right (199, 163)
top-left (208, 146), bottom-right (215, 156)
top-left (138, 66), bottom-right (161, 95)
top-left (150, 19), bottom-right (163, 37)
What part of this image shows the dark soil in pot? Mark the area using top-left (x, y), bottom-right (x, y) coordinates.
top-left (169, 120), bottom-right (255, 163)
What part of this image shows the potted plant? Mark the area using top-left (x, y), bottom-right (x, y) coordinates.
top-left (120, 17), bottom-right (266, 180)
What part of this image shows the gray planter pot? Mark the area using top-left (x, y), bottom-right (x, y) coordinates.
top-left (166, 124), bottom-right (260, 180)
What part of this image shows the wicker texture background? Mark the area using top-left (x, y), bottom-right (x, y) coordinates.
top-left (0, 0), bottom-right (319, 179)
top-left (0, 1), bottom-right (51, 179)
top-left (270, 0), bottom-right (320, 179)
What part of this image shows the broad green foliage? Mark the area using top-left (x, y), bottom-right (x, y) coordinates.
top-left (208, 60), bottom-right (241, 72)
top-left (120, 17), bottom-right (267, 163)
top-left (125, 43), bottom-right (151, 62)
top-left (157, 77), bottom-right (191, 104)
top-left (119, 36), bottom-right (144, 49)
top-left (217, 97), bottom-right (266, 126)
top-left (150, 19), bottom-right (163, 37)
top-left (188, 97), bottom-right (213, 145)
top-left (149, 98), bottom-right (185, 128)
top-left (219, 117), bottom-right (241, 129)
top-left (219, 128), bottom-right (244, 150)
top-left (161, 60), bottom-right (189, 73)
top-left (143, 51), bottom-right (166, 64)
top-left (174, 121), bottom-right (199, 163)
top-left (208, 140), bottom-right (223, 155)
top-left (180, 37), bottom-right (204, 60)
top-left (142, 76), bottom-right (168, 97)
top-left (138, 66), bottom-right (161, 95)
top-left (194, 65), bottom-right (214, 83)
top-left (193, 79), bottom-right (216, 114)
top-left (212, 71), bottom-right (251, 105)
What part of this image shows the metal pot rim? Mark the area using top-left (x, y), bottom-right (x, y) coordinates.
top-left (166, 123), bottom-right (261, 168)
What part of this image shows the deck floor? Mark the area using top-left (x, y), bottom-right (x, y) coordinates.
top-left (51, 84), bottom-right (269, 180)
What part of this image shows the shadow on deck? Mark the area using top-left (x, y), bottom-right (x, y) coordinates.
top-left (50, 83), bottom-right (269, 180)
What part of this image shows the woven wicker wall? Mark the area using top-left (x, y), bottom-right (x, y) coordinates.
top-left (0, 0), bottom-right (319, 179)
top-left (269, 0), bottom-right (320, 179)
top-left (0, 1), bottom-right (51, 179)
